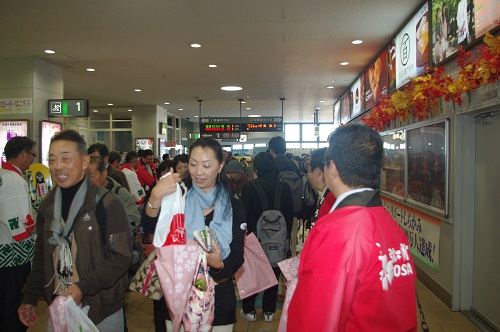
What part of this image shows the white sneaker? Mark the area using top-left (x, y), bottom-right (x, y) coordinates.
top-left (240, 309), bottom-right (257, 322)
top-left (264, 312), bottom-right (274, 322)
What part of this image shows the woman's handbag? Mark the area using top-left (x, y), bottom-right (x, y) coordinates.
top-left (234, 233), bottom-right (279, 299)
top-left (128, 250), bottom-right (162, 300)
top-left (182, 252), bottom-right (215, 332)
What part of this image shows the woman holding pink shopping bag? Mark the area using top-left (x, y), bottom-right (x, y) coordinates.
top-left (142, 137), bottom-right (245, 332)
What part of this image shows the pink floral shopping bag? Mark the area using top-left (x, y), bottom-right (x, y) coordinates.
top-left (182, 252), bottom-right (215, 332)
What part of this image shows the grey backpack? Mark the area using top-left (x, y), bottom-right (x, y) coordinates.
top-left (254, 181), bottom-right (288, 267)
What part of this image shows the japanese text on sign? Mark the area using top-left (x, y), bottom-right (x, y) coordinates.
top-left (0, 98), bottom-right (32, 114)
top-left (381, 197), bottom-right (441, 271)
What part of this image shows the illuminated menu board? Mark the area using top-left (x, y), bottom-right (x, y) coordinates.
top-left (396, 2), bottom-right (430, 89)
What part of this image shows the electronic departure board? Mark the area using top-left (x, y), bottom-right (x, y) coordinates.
top-left (199, 116), bottom-right (283, 139)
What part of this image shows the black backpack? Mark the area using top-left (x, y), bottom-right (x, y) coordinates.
top-left (253, 181), bottom-right (289, 267)
top-left (278, 170), bottom-right (303, 214)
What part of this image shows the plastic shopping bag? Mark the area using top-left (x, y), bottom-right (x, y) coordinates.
top-left (183, 252), bottom-right (215, 332)
top-left (277, 255), bottom-right (301, 332)
top-left (49, 296), bottom-right (98, 332)
top-left (153, 180), bottom-right (187, 247)
top-left (234, 233), bottom-right (279, 299)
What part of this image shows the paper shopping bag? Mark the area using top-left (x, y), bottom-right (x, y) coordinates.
top-left (277, 255), bottom-right (301, 332)
top-left (234, 233), bottom-right (279, 299)
top-left (153, 180), bottom-right (187, 247)
top-left (155, 239), bottom-right (203, 332)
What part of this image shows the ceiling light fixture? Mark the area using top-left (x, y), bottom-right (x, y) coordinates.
top-left (241, 101), bottom-right (246, 104)
top-left (44, 49), bottom-right (56, 54)
top-left (352, 40), bottom-right (363, 44)
top-left (93, 110), bottom-right (98, 113)
top-left (107, 103), bottom-right (113, 106)
top-left (340, 62), bottom-right (349, 66)
top-left (327, 86), bottom-right (334, 89)
top-left (134, 89), bottom-right (141, 92)
top-left (128, 109), bottom-right (133, 112)
top-left (319, 100), bottom-right (326, 103)
top-left (221, 86), bottom-right (242, 91)
top-left (86, 68), bottom-right (95, 72)
top-left (208, 64), bottom-right (217, 68)
top-left (246, 107), bottom-right (251, 110)
top-left (195, 115), bottom-right (199, 118)
top-left (179, 108), bottom-right (183, 111)
top-left (164, 102), bottom-right (170, 105)
top-left (191, 43), bottom-right (201, 48)
top-left (248, 114), bottom-right (261, 117)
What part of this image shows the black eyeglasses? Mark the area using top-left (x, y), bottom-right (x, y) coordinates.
top-left (25, 150), bottom-right (37, 158)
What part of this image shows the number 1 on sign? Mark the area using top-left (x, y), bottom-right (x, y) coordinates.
top-left (76, 102), bottom-right (80, 112)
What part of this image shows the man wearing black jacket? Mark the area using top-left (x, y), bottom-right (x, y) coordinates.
top-left (240, 152), bottom-right (293, 323)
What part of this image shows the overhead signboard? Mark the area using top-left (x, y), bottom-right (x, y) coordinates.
top-left (200, 116), bottom-right (283, 135)
top-left (48, 99), bottom-right (89, 117)
top-left (201, 132), bottom-right (240, 139)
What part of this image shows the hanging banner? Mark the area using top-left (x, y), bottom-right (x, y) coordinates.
top-left (381, 196), bottom-right (441, 271)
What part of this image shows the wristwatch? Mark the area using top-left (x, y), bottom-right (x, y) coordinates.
top-left (147, 201), bottom-right (161, 209)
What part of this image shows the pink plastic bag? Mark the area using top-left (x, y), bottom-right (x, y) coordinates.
top-left (182, 252), bottom-right (215, 331)
top-left (234, 233), bottom-right (279, 299)
top-left (49, 296), bottom-right (67, 332)
top-left (153, 181), bottom-right (187, 247)
top-left (277, 255), bottom-right (301, 332)
top-left (155, 240), bottom-right (203, 332)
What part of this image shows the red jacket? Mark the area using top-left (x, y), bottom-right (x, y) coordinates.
top-left (317, 190), bottom-right (336, 220)
top-left (288, 191), bottom-right (417, 332)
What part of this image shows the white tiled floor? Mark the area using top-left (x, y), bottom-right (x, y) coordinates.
top-left (28, 280), bottom-right (482, 331)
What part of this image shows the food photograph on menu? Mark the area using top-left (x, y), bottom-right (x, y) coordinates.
top-left (340, 90), bottom-right (353, 124)
top-left (364, 50), bottom-right (388, 110)
top-left (333, 101), bottom-right (341, 124)
top-left (350, 76), bottom-right (365, 118)
top-left (388, 39), bottom-right (397, 93)
top-left (431, 0), bottom-right (476, 65)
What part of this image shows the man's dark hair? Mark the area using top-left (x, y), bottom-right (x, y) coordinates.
top-left (137, 149), bottom-right (144, 158)
top-left (109, 151), bottom-right (122, 165)
top-left (324, 124), bottom-right (383, 189)
top-left (51, 130), bottom-right (87, 155)
top-left (125, 151), bottom-right (139, 163)
top-left (162, 153), bottom-right (170, 161)
top-left (87, 143), bottom-right (109, 158)
top-left (309, 148), bottom-right (327, 172)
top-left (89, 156), bottom-right (106, 173)
top-left (142, 149), bottom-right (154, 158)
top-left (253, 152), bottom-right (277, 177)
top-left (268, 136), bottom-right (286, 155)
top-left (4, 136), bottom-right (36, 160)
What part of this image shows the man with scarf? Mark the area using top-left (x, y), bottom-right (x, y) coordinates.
top-left (18, 130), bottom-right (132, 330)
top-left (0, 136), bottom-right (37, 331)
top-left (288, 124), bottom-right (417, 331)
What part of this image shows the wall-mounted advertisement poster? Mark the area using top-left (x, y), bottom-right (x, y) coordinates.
top-left (388, 39), bottom-right (397, 93)
top-left (431, 0), bottom-right (476, 65)
top-left (340, 90), bottom-right (352, 124)
top-left (40, 120), bottom-right (62, 167)
top-left (475, 0), bottom-right (500, 39)
top-left (0, 121), bottom-right (28, 167)
top-left (350, 75), bottom-right (365, 118)
top-left (135, 137), bottom-right (154, 151)
top-left (365, 50), bottom-right (388, 110)
top-left (333, 101), bottom-right (341, 124)
top-left (396, 2), bottom-right (430, 89)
